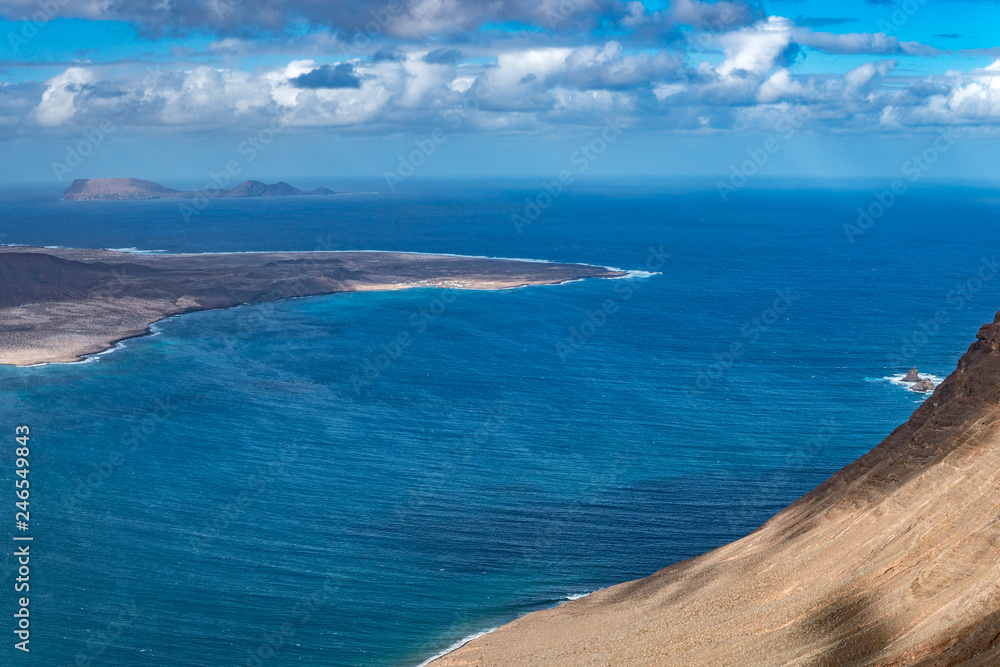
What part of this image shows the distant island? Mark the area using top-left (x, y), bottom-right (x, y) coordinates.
top-left (0, 246), bottom-right (624, 366)
top-left (63, 178), bottom-right (334, 201)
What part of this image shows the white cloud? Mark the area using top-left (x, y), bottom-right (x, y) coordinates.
top-left (908, 61), bottom-right (1000, 124)
top-left (757, 68), bottom-right (809, 104)
top-left (13, 13), bottom-right (1000, 140)
top-left (34, 67), bottom-right (95, 127)
top-left (716, 16), bottom-right (794, 79)
top-left (653, 83), bottom-right (685, 101)
top-left (563, 42), bottom-right (681, 89)
top-left (843, 61), bottom-right (896, 95)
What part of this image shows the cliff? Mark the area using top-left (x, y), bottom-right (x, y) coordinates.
top-left (62, 178), bottom-right (334, 201)
top-left (433, 313), bottom-right (1000, 666)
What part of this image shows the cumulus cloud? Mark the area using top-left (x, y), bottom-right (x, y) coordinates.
top-left (0, 48), bottom-right (955, 137)
top-left (757, 68), bottom-right (809, 103)
top-left (892, 60), bottom-right (1000, 126)
top-left (716, 16), bottom-right (795, 79)
top-left (561, 42), bottom-right (681, 89)
top-left (843, 60), bottom-right (896, 95)
top-left (453, 41), bottom-right (681, 115)
top-left (34, 67), bottom-right (95, 126)
top-left (2, 7), bottom-right (997, 138)
top-left (794, 29), bottom-right (941, 56)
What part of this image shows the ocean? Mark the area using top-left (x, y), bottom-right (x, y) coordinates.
top-left (0, 179), bottom-right (998, 665)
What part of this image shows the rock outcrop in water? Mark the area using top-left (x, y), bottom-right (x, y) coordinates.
top-left (911, 377), bottom-right (936, 393)
top-left (62, 178), bottom-right (334, 201)
top-left (903, 367), bottom-right (922, 382)
top-left (433, 312), bottom-right (1000, 666)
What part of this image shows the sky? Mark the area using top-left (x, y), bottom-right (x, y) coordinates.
top-left (2, 0), bottom-right (1000, 186)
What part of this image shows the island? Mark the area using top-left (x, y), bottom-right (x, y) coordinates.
top-left (432, 314), bottom-right (1000, 665)
top-left (62, 178), bottom-right (334, 201)
top-left (0, 246), bottom-right (624, 366)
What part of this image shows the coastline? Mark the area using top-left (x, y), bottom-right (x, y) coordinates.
top-left (0, 246), bottom-right (626, 367)
top-left (416, 629), bottom-right (499, 667)
top-left (428, 311), bottom-right (1000, 666)
top-left (417, 594), bottom-right (591, 667)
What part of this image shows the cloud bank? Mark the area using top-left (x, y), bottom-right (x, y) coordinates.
top-left (0, 1), bottom-right (993, 140)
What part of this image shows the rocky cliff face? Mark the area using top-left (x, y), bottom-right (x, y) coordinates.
top-left (434, 313), bottom-right (1000, 666)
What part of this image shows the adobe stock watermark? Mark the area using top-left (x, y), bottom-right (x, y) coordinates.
top-left (690, 5), bottom-right (755, 49)
top-left (726, 419), bottom-right (838, 531)
top-left (6, 0), bottom-right (71, 53)
top-left (877, 0), bottom-right (929, 34)
top-left (716, 107), bottom-right (812, 202)
top-left (384, 129), bottom-right (448, 192)
top-left (179, 111), bottom-right (292, 222)
top-left (59, 397), bottom-right (177, 514)
top-left (234, 573), bottom-right (341, 667)
top-left (51, 67), bottom-right (164, 182)
top-left (350, 1), bottom-right (406, 49)
top-left (71, 600), bottom-right (141, 667)
top-left (216, 235), bottom-right (345, 355)
top-left (384, 71), bottom-right (499, 192)
top-left (349, 289), bottom-right (459, 393)
top-left (544, 0), bottom-right (585, 29)
top-left (844, 127), bottom-right (956, 244)
top-left (520, 449), bottom-right (635, 568)
top-left (887, 255), bottom-right (999, 368)
top-left (512, 116), bottom-right (625, 234)
top-left (187, 441), bottom-right (300, 556)
top-left (682, 288), bottom-right (800, 405)
top-left (555, 246), bottom-right (670, 361)
top-left (390, 411), bottom-right (505, 530)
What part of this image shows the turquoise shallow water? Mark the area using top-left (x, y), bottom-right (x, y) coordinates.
top-left (0, 181), bottom-right (999, 665)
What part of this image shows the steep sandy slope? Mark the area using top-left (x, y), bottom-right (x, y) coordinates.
top-left (434, 313), bottom-right (1000, 666)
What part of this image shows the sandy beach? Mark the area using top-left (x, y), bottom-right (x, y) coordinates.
top-left (0, 246), bottom-right (624, 366)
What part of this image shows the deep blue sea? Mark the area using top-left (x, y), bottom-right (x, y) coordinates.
top-left (1, 180), bottom-right (999, 665)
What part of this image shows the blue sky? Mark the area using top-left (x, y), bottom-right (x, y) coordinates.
top-left (1, 0), bottom-right (1000, 185)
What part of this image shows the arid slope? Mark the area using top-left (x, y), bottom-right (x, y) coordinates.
top-left (434, 314), bottom-right (1000, 666)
